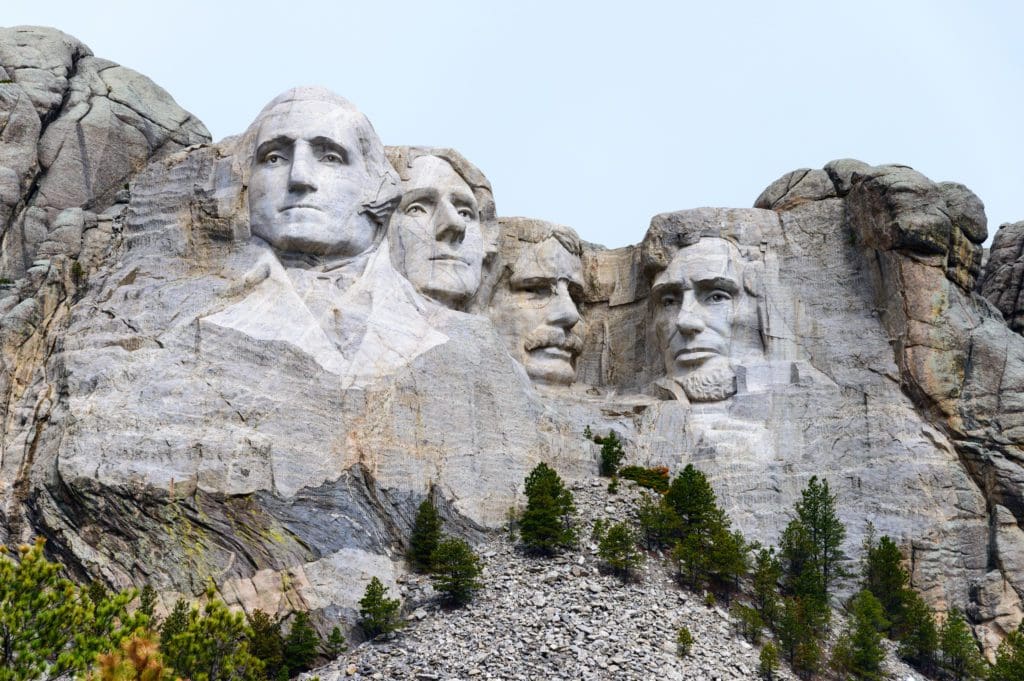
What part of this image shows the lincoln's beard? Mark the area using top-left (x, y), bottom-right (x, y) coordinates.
top-left (679, 362), bottom-right (737, 402)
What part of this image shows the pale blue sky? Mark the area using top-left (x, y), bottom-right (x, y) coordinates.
top-left (6, 1), bottom-right (1023, 248)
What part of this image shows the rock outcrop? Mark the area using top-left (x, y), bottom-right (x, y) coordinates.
top-left (2, 26), bottom-right (1024, 657)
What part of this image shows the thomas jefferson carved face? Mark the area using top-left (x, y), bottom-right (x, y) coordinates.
top-left (491, 237), bottom-right (584, 386)
top-left (248, 95), bottom-right (381, 257)
top-left (651, 238), bottom-right (757, 401)
top-left (389, 156), bottom-right (485, 309)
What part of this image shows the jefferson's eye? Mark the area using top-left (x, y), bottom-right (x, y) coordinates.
top-left (405, 203), bottom-right (427, 216)
top-left (706, 291), bottom-right (732, 304)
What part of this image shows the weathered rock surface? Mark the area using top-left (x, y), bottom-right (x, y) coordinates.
top-left (2, 25), bottom-right (1024, 661)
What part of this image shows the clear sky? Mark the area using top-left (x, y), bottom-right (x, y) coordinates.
top-left (5, 1), bottom-right (1023, 248)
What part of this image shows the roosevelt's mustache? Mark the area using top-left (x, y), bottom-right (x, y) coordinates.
top-left (524, 328), bottom-right (584, 355)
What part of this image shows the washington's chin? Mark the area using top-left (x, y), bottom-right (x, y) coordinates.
top-left (524, 348), bottom-right (577, 386)
top-left (254, 218), bottom-right (375, 257)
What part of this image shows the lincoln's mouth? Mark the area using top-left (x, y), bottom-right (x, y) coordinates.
top-left (673, 347), bottom-right (720, 365)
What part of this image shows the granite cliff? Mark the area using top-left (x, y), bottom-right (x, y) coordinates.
top-left (1, 26), bottom-right (1023, 657)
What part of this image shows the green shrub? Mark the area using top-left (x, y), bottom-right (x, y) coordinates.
top-left (322, 626), bottom-right (348, 658)
top-left (606, 476), bottom-right (619, 494)
top-left (938, 608), bottom-right (986, 681)
top-left (618, 465), bottom-right (670, 493)
top-left (358, 577), bottom-right (402, 640)
top-left (990, 621), bottom-right (1024, 681)
top-left (636, 493), bottom-right (681, 550)
top-left (730, 603), bottom-right (764, 643)
top-left (676, 626), bottom-right (694, 657)
top-left (246, 609), bottom-right (284, 679)
top-left (161, 594), bottom-right (264, 681)
top-left (430, 537), bottom-right (483, 606)
top-left (830, 590), bottom-right (888, 681)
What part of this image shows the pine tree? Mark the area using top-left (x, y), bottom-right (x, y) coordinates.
top-left (246, 609), bottom-right (284, 680)
top-left (322, 626), bottom-right (348, 658)
top-left (158, 599), bottom-right (189, 652)
top-left (665, 465), bottom-right (718, 534)
top-left (408, 498), bottom-right (443, 573)
top-left (138, 585), bottom-right (157, 622)
top-left (990, 621), bottom-right (1024, 681)
top-left (780, 476), bottom-right (847, 610)
top-left (759, 642), bottom-right (779, 680)
top-left (752, 546), bottom-right (782, 628)
top-left (708, 524), bottom-right (748, 598)
top-left (895, 590), bottom-right (938, 671)
top-left (0, 538), bottom-right (148, 681)
top-left (938, 609), bottom-right (986, 681)
top-left (86, 631), bottom-right (170, 681)
top-left (283, 611), bottom-right (320, 675)
top-left (357, 577), bottom-right (402, 639)
top-left (776, 596), bottom-right (824, 677)
top-left (636, 493), bottom-right (682, 550)
top-left (863, 534), bottom-right (910, 633)
top-left (519, 463), bottom-right (576, 555)
top-left (594, 431), bottom-right (625, 477)
top-left (831, 590), bottom-right (888, 681)
top-left (430, 538), bottom-right (483, 606)
top-left (597, 522), bottom-right (643, 580)
top-left (161, 595), bottom-right (264, 681)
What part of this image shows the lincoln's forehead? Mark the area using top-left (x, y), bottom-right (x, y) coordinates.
top-left (405, 156), bottom-right (473, 197)
top-left (656, 238), bottom-right (742, 287)
top-left (511, 237), bottom-right (583, 284)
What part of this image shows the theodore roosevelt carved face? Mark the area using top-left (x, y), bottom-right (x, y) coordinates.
top-left (651, 237), bottom-right (758, 402)
top-left (490, 222), bottom-right (585, 386)
top-left (247, 88), bottom-right (397, 258)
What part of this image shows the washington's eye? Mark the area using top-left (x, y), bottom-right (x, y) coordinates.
top-left (263, 152), bottom-right (285, 165)
top-left (706, 291), bottom-right (732, 304)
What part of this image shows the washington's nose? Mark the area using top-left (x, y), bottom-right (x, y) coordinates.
top-left (435, 201), bottom-right (466, 244)
top-left (547, 282), bottom-right (580, 329)
top-left (288, 146), bottom-right (318, 193)
top-left (675, 295), bottom-right (705, 335)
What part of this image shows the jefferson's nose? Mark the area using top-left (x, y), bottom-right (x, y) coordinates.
top-left (675, 294), bottom-right (705, 335)
top-left (288, 145), bottom-right (318, 193)
top-left (547, 281), bottom-right (580, 329)
top-left (435, 201), bottom-right (466, 244)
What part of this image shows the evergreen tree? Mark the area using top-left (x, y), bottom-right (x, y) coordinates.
top-left (895, 589), bottom-right (938, 671)
top-left (161, 595), bottom-right (263, 681)
top-left (751, 546), bottom-right (782, 628)
top-left (246, 609), bottom-right (284, 680)
top-left (776, 596), bottom-right (824, 678)
top-left (831, 590), bottom-right (888, 681)
top-left (158, 599), bottom-right (189, 652)
top-left (322, 626), bottom-right (348, 658)
top-left (408, 498), bottom-right (443, 573)
top-left (938, 609), bottom-right (986, 681)
top-left (675, 626), bottom-right (694, 658)
top-left (863, 534), bottom-right (910, 633)
top-left (665, 465), bottom-right (719, 534)
top-left (430, 538), bottom-right (483, 606)
top-left (357, 577), bottom-right (402, 639)
top-left (86, 631), bottom-right (170, 681)
top-left (780, 476), bottom-right (847, 609)
top-left (708, 525), bottom-right (748, 598)
top-left (990, 621), bottom-right (1024, 681)
top-left (597, 522), bottom-right (643, 580)
top-left (0, 538), bottom-right (148, 681)
top-left (138, 585), bottom-right (158, 621)
top-left (759, 642), bottom-right (779, 680)
top-left (636, 494), bottom-right (681, 550)
top-left (594, 431), bottom-right (625, 477)
top-left (519, 463), bottom-right (576, 555)
top-left (283, 611), bottom-right (320, 675)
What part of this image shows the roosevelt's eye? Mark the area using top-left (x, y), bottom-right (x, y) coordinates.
top-left (405, 203), bottom-right (428, 216)
top-left (705, 291), bottom-right (732, 304)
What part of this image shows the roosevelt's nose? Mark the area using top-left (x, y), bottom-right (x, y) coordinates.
top-left (547, 281), bottom-right (580, 329)
top-left (288, 144), bottom-right (318, 193)
top-left (435, 200), bottom-right (466, 244)
top-left (675, 294), bottom-right (705, 335)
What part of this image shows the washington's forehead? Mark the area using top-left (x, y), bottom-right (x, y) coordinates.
top-left (405, 156), bottom-right (473, 196)
top-left (659, 238), bottom-right (742, 285)
top-left (512, 238), bottom-right (583, 283)
top-left (255, 101), bottom-right (363, 143)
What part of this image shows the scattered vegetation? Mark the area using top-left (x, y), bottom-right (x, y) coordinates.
top-left (592, 430), bottom-right (625, 477)
top-left (675, 625), bottom-right (694, 658)
top-left (595, 521), bottom-right (644, 580)
top-left (519, 463), bottom-right (577, 555)
top-left (430, 538), bottom-right (483, 607)
top-left (357, 577), bottom-right (402, 640)
top-left (617, 465), bottom-right (670, 493)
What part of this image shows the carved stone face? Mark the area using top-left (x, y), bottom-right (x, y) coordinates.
top-left (249, 98), bottom-right (378, 257)
top-left (492, 237), bottom-right (584, 386)
top-left (651, 238), bottom-right (754, 401)
top-left (389, 156), bottom-right (484, 308)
